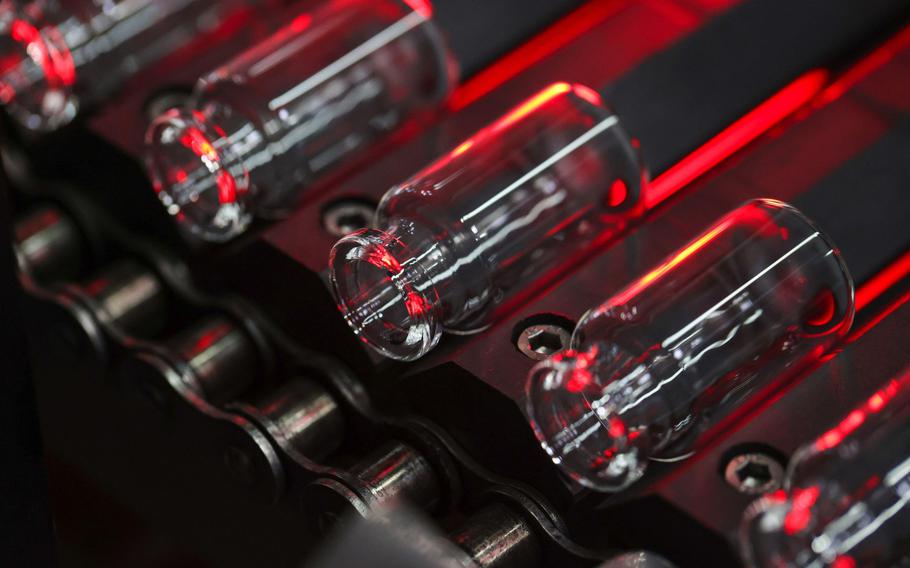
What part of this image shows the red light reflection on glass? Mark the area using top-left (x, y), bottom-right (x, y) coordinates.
top-left (495, 82), bottom-right (571, 131)
top-left (783, 485), bottom-right (820, 534)
top-left (646, 70), bottom-right (829, 209)
top-left (804, 288), bottom-right (836, 328)
top-left (401, 0), bottom-right (432, 19)
top-left (8, 18), bottom-right (75, 89)
top-left (289, 13), bottom-right (313, 33)
top-left (177, 127), bottom-right (238, 204)
top-left (611, 217), bottom-right (733, 305)
top-left (365, 246), bottom-right (402, 274)
top-left (831, 556), bottom-right (856, 568)
top-left (572, 83), bottom-right (603, 106)
top-left (606, 179), bottom-right (628, 207)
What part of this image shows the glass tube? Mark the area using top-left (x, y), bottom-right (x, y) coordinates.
top-left (741, 367), bottom-right (910, 568)
top-left (145, 0), bottom-right (454, 243)
top-left (0, 0), bottom-right (254, 131)
top-left (525, 199), bottom-right (854, 492)
top-left (330, 82), bottom-right (645, 361)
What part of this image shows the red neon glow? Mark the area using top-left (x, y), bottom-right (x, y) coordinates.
top-left (448, 0), bottom-right (626, 110)
top-left (855, 249), bottom-right (910, 312)
top-left (402, 0), bottom-right (432, 19)
top-left (646, 70), bottom-right (829, 209)
top-left (814, 375), bottom-right (904, 452)
top-left (783, 485), bottom-right (820, 535)
top-left (611, 218), bottom-right (732, 305)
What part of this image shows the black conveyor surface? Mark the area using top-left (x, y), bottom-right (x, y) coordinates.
top-left (433, 0), bottom-right (587, 78)
top-left (602, 0), bottom-right (910, 175)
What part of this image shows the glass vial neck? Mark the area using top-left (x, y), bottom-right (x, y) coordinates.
top-left (329, 219), bottom-right (451, 361)
top-left (145, 102), bottom-right (256, 242)
top-left (525, 342), bottom-right (655, 492)
top-left (0, 6), bottom-right (77, 131)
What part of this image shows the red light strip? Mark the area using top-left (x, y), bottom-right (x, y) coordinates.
top-left (448, 0), bottom-right (627, 111)
top-left (645, 69), bottom-right (830, 208)
top-left (856, 249), bottom-right (910, 313)
top-left (849, 281), bottom-right (910, 341)
top-left (642, 21), bottom-right (910, 209)
top-left (817, 22), bottom-right (910, 104)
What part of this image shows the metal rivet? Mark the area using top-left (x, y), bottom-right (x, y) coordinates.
top-left (322, 200), bottom-right (376, 237)
top-left (516, 324), bottom-right (571, 360)
top-left (723, 452), bottom-right (784, 495)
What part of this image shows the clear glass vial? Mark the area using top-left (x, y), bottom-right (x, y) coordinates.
top-left (146, 0), bottom-right (453, 243)
top-left (741, 368), bottom-right (910, 568)
top-left (0, 0), bottom-right (248, 131)
top-left (525, 199), bottom-right (854, 492)
top-left (330, 82), bottom-right (644, 361)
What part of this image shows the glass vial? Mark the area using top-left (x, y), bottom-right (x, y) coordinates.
top-left (330, 82), bottom-right (644, 361)
top-left (525, 199), bottom-right (854, 492)
top-left (741, 368), bottom-right (910, 568)
top-left (0, 0), bottom-right (250, 131)
top-left (145, 0), bottom-right (454, 242)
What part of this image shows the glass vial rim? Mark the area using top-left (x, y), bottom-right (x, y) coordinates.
top-left (329, 226), bottom-right (443, 361)
top-left (0, 8), bottom-right (77, 131)
top-left (144, 104), bottom-right (253, 243)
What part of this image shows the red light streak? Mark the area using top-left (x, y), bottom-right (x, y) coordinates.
top-left (818, 23), bottom-right (910, 105)
top-left (611, 218), bottom-right (732, 305)
top-left (848, 287), bottom-right (910, 342)
top-left (855, 249), bottom-right (910, 312)
top-left (495, 82), bottom-right (571, 131)
top-left (572, 83), bottom-right (603, 106)
top-left (646, 70), bottom-right (829, 209)
top-left (448, 0), bottom-right (627, 110)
